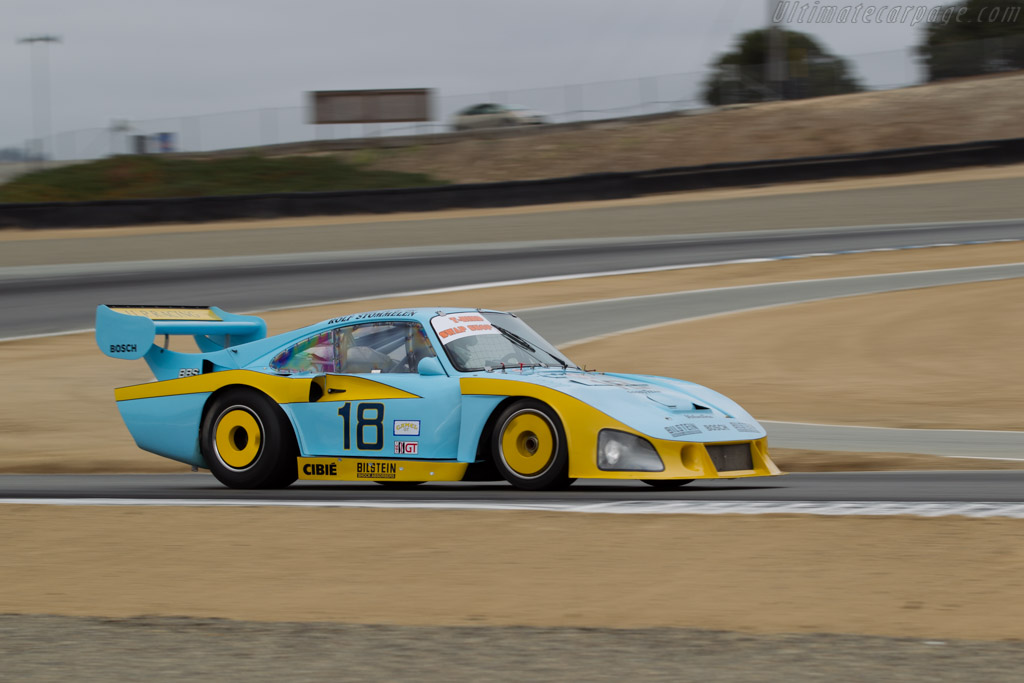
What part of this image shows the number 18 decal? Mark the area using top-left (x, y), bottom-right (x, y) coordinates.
top-left (338, 402), bottom-right (385, 450)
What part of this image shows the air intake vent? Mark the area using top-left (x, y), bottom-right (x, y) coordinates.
top-left (707, 444), bottom-right (753, 472)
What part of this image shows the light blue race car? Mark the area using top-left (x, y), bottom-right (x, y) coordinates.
top-left (97, 305), bottom-right (780, 490)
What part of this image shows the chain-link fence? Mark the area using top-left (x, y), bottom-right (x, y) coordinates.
top-left (27, 71), bottom-right (712, 161)
top-left (4, 35), bottom-right (1021, 162)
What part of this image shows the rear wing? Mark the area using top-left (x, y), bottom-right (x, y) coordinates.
top-left (96, 305), bottom-right (267, 376)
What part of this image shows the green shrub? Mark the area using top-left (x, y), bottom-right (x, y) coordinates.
top-left (0, 155), bottom-right (445, 203)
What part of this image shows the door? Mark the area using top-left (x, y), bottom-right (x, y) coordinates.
top-left (283, 321), bottom-right (462, 459)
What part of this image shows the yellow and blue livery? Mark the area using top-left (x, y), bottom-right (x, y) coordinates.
top-left (96, 305), bottom-right (781, 490)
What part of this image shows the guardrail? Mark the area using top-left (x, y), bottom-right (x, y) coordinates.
top-left (2, 136), bottom-right (1023, 229)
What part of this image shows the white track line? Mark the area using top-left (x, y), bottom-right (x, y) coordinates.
top-left (0, 327), bottom-right (94, 343)
top-left (4, 497), bottom-right (1024, 518)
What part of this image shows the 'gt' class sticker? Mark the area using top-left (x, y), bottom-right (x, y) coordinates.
top-left (394, 420), bottom-right (420, 436)
top-left (430, 314), bottom-right (500, 345)
top-left (394, 441), bottom-right (419, 455)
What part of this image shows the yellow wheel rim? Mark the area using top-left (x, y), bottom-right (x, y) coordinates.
top-left (499, 410), bottom-right (556, 477)
top-left (214, 408), bottom-right (263, 470)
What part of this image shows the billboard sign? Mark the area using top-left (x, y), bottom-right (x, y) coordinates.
top-left (310, 88), bottom-right (432, 124)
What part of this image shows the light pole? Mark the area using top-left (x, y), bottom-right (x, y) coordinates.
top-left (18, 35), bottom-right (61, 165)
top-left (766, 0), bottom-right (786, 100)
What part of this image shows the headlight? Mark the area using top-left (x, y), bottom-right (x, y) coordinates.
top-left (597, 430), bottom-right (664, 472)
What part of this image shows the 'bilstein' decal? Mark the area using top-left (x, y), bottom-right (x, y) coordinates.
top-left (356, 461), bottom-right (397, 479)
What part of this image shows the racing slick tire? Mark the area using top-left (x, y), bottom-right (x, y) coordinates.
top-left (642, 479), bottom-right (694, 489)
top-left (200, 389), bottom-right (298, 489)
top-left (491, 399), bottom-right (570, 491)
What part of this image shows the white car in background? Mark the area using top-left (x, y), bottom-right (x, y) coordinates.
top-left (452, 103), bottom-right (548, 131)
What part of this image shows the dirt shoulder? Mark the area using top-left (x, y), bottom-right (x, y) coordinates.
top-left (3, 506), bottom-right (1023, 640)
top-left (1, 243), bottom-right (1021, 474)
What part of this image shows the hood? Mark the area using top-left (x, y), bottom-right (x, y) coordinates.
top-left (478, 369), bottom-right (766, 442)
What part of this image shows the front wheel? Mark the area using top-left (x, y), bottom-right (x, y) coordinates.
top-left (491, 399), bottom-right (570, 490)
top-left (200, 389), bottom-right (298, 489)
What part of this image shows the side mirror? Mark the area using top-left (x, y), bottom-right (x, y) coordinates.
top-left (417, 356), bottom-right (445, 376)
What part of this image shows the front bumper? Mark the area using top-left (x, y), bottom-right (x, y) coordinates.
top-left (571, 436), bottom-right (781, 480)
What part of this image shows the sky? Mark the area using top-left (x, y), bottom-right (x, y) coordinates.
top-left (2, 0), bottom-right (931, 155)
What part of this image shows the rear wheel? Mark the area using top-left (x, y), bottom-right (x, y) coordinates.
top-left (491, 399), bottom-right (570, 490)
top-left (201, 389), bottom-right (298, 489)
top-left (642, 479), bottom-right (694, 489)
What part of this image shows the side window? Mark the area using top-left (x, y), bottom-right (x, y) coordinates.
top-left (269, 331), bottom-right (337, 374)
top-left (338, 321), bottom-right (437, 374)
top-left (270, 322), bottom-right (437, 374)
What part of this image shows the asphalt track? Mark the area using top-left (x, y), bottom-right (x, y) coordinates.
top-left (3, 218), bottom-right (1023, 338)
top-left (3, 218), bottom-right (1023, 508)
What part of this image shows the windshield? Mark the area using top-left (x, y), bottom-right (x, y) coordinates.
top-left (430, 311), bottom-right (577, 372)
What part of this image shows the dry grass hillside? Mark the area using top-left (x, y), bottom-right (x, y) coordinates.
top-left (341, 73), bottom-right (1024, 184)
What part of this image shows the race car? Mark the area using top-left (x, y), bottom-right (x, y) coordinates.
top-left (96, 305), bottom-right (781, 490)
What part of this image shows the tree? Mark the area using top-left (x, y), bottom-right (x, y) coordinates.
top-left (917, 0), bottom-right (1024, 81)
top-left (702, 29), bottom-right (862, 106)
